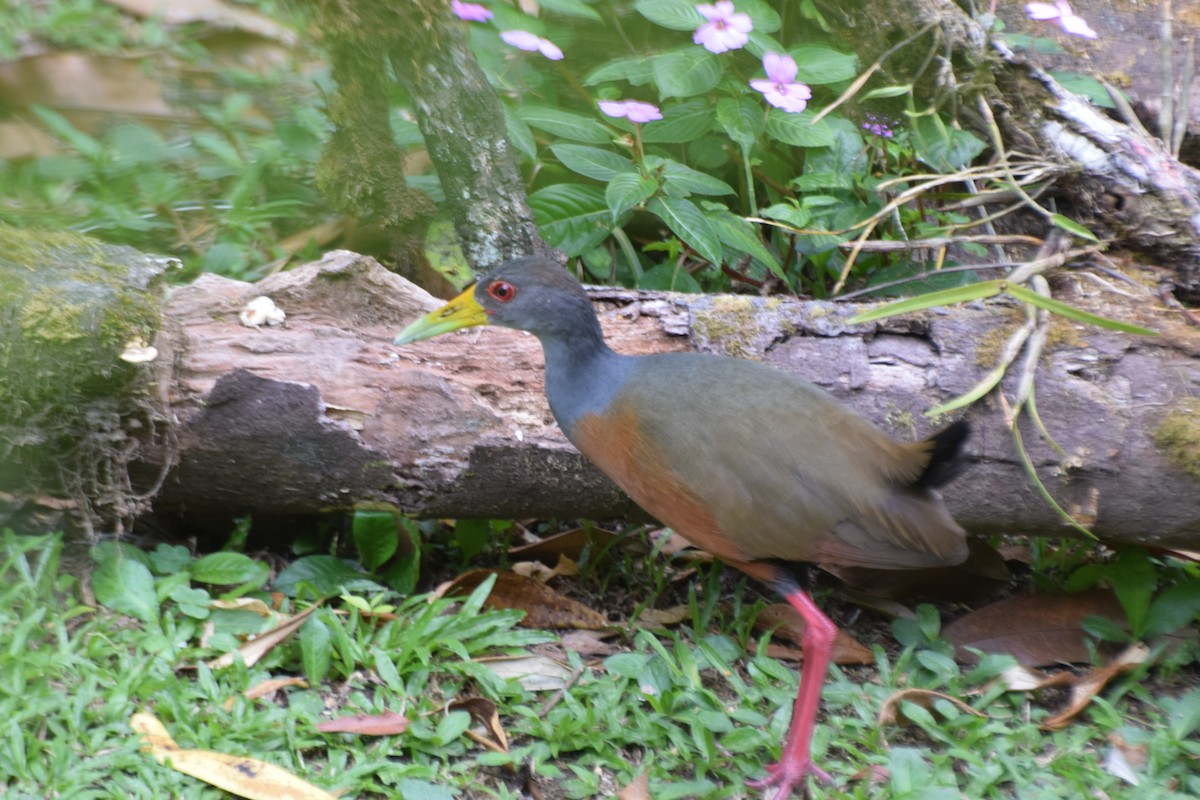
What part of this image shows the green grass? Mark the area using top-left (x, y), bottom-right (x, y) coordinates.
top-left (3, 529), bottom-right (1199, 799)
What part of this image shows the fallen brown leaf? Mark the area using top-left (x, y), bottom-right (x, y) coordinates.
top-left (943, 590), bottom-right (1125, 666)
top-left (450, 697), bottom-right (509, 753)
top-left (205, 603), bottom-right (320, 670)
top-left (1041, 643), bottom-right (1149, 730)
top-left (754, 604), bottom-right (873, 665)
top-left (617, 772), bottom-right (651, 800)
top-left (223, 677), bottom-right (309, 710)
top-left (446, 569), bottom-right (608, 629)
top-left (877, 688), bottom-right (987, 728)
top-left (635, 605), bottom-right (690, 627)
top-left (557, 629), bottom-right (619, 657)
top-left (508, 526), bottom-right (636, 563)
top-left (476, 654), bottom-right (574, 691)
top-left (317, 711), bottom-right (410, 736)
top-left (825, 538), bottom-right (1009, 603)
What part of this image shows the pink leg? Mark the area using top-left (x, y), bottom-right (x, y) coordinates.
top-left (746, 584), bottom-right (837, 799)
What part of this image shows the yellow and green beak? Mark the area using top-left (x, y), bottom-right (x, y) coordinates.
top-left (394, 284), bottom-right (488, 345)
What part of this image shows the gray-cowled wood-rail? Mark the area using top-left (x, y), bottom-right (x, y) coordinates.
top-left (395, 256), bottom-right (970, 798)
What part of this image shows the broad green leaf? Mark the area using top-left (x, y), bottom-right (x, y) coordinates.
top-left (737, 0), bottom-right (782, 32)
top-left (452, 519), bottom-right (491, 561)
top-left (634, 0), bottom-right (702, 30)
top-left (435, 711), bottom-right (473, 745)
top-left (641, 101), bottom-right (716, 143)
top-left (639, 263), bottom-right (702, 292)
top-left (760, 202), bottom-right (812, 229)
top-left (606, 172), bottom-right (659, 219)
top-left (792, 171), bottom-right (855, 191)
top-left (352, 509), bottom-right (400, 571)
top-left (1049, 213), bottom-right (1099, 242)
top-left (518, 105), bottom-right (611, 144)
top-left (503, 105), bottom-right (537, 161)
top-left (378, 519), bottom-right (421, 595)
top-left (550, 144), bottom-right (636, 181)
top-left (789, 46), bottom-right (858, 84)
top-left (190, 552), bottom-right (262, 585)
top-left (716, 97), bottom-right (762, 149)
top-left (745, 30), bottom-right (786, 59)
top-left (849, 279), bottom-right (1006, 324)
top-left (585, 56), bottom-right (656, 87)
top-left (1145, 581), bottom-right (1200, 638)
top-left (273, 555), bottom-right (383, 596)
top-left (652, 50), bottom-right (722, 98)
top-left (529, 184), bottom-right (613, 256)
top-left (654, 157), bottom-right (734, 196)
top-left (765, 109), bottom-right (835, 147)
top-left (150, 543), bottom-right (192, 574)
top-left (31, 105), bottom-right (103, 159)
top-left (537, 0), bottom-right (602, 21)
top-left (648, 197), bottom-right (723, 265)
top-left (1111, 548), bottom-right (1156, 635)
top-left (91, 540), bottom-right (153, 570)
top-left (911, 116), bottom-right (986, 170)
top-left (92, 558), bottom-right (159, 624)
top-left (1005, 284), bottom-right (1157, 335)
top-left (1049, 70), bottom-right (1117, 108)
top-left (300, 615), bottom-right (332, 683)
top-left (711, 212), bottom-right (784, 279)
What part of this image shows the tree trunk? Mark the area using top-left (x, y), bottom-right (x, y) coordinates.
top-left (105, 250), bottom-right (1198, 548)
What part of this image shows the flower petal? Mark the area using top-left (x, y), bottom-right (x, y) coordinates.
top-left (451, 1), bottom-right (493, 22)
top-left (500, 30), bottom-right (542, 51)
top-left (763, 52), bottom-right (797, 84)
top-left (1059, 12), bottom-right (1097, 38)
top-left (1025, 2), bottom-right (1062, 20)
top-left (537, 37), bottom-right (564, 59)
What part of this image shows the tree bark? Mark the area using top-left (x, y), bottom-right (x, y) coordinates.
top-left (110, 249), bottom-right (1199, 548)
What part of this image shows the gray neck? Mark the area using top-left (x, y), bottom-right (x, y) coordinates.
top-left (539, 333), bottom-right (631, 442)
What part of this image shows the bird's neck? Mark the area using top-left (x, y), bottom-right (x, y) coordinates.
top-left (537, 323), bottom-right (630, 442)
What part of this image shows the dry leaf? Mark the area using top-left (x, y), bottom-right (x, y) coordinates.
top-left (616, 772), bottom-right (651, 800)
top-left (1041, 643), bottom-right (1149, 730)
top-left (317, 711), bottom-right (409, 736)
top-left (1103, 732), bottom-right (1147, 785)
top-left (944, 590), bottom-right (1124, 666)
top-left (512, 561), bottom-right (558, 584)
top-left (223, 677), bottom-right (309, 710)
top-left (877, 688), bottom-right (987, 728)
top-left (558, 629), bottom-right (619, 657)
top-left (104, 0), bottom-right (296, 42)
top-left (450, 697), bottom-right (509, 753)
top-left (210, 598), bottom-right (273, 617)
top-left (824, 539), bottom-right (1009, 603)
top-left (476, 654), bottom-right (573, 691)
top-left (446, 569), bottom-right (608, 629)
top-left (131, 710), bottom-right (338, 800)
top-left (206, 603), bottom-right (320, 669)
top-left (636, 605), bottom-right (690, 627)
top-left (508, 526), bottom-right (635, 563)
top-left (754, 604), bottom-right (873, 665)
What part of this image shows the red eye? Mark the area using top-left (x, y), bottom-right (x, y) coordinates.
top-left (487, 280), bottom-right (516, 303)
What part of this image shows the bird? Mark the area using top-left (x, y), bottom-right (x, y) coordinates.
top-left (395, 256), bottom-right (970, 798)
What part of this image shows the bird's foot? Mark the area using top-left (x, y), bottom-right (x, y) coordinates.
top-left (746, 758), bottom-right (832, 799)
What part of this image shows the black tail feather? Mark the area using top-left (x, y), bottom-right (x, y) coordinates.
top-left (913, 419), bottom-right (971, 489)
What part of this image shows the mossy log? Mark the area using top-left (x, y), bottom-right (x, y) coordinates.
top-left (41, 248), bottom-right (1185, 549)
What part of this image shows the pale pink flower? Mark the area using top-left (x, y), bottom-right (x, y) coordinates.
top-left (500, 30), bottom-right (564, 60)
top-left (451, 1), bottom-right (493, 22)
top-left (750, 53), bottom-right (812, 113)
top-left (1026, 1), bottom-right (1097, 38)
top-left (693, 1), bottom-right (752, 54)
top-left (599, 99), bottom-right (663, 123)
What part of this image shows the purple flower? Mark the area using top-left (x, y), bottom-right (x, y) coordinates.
top-left (599, 99), bottom-right (663, 124)
top-left (749, 53), bottom-right (812, 114)
top-left (500, 30), bottom-right (564, 60)
top-left (693, 1), bottom-right (752, 54)
top-left (1025, 1), bottom-right (1097, 38)
top-left (862, 113), bottom-right (895, 139)
top-left (451, 1), bottom-right (493, 22)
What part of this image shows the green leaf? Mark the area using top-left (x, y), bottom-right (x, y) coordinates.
top-left (639, 263), bottom-right (702, 292)
top-left (860, 84), bottom-right (913, 100)
top-left (300, 615), bottom-right (332, 683)
top-left (760, 202), bottom-right (812, 229)
top-left (789, 46), bottom-right (858, 84)
top-left (150, 544), bottom-right (192, 574)
top-left (352, 509), bottom-right (399, 571)
top-left (170, 585), bottom-right (211, 619)
top-left (648, 197), bottom-right (723, 265)
top-left (31, 105), bottom-right (103, 159)
top-left (378, 519), bottom-right (421, 595)
top-left (911, 117), bottom-right (986, 170)
top-left (711, 212), bottom-right (784, 279)
top-left (716, 97), bottom-right (762, 149)
top-left (518, 105), bottom-right (611, 144)
top-left (641, 101), bottom-right (716, 143)
top-left (606, 172), bottom-right (659, 220)
top-left (604, 652), bottom-right (650, 677)
top-left (652, 50), bottom-right (722, 98)
top-left (1049, 213), bottom-right (1099, 242)
top-left (91, 541), bottom-right (153, 570)
top-left (585, 56), bottom-right (657, 86)
top-left (550, 144), bottom-right (636, 181)
top-left (764, 109), bottom-right (835, 147)
top-left (435, 710), bottom-right (472, 745)
top-left (1005, 284), bottom-right (1157, 335)
top-left (529, 184), bottom-right (613, 256)
top-left (1049, 70), bottom-right (1117, 108)
top-left (92, 558), bottom-right (159, 624)
top-left (653, 157), bottom-right (734, 196)
top-left (503, 105), bottom-right (537, 161)
top-left (1110, 548), bottom-right (1157, 635)
top-left (452, 519), bottom-right (491, 561)
top-left (396, 779), bottom-right (457, 800)
top-left (849, 280), bottom-right (1006, 324)
top-left (737, 0), bottom-right (782, 32)
top-left (190, 552), bottom-right (262, 585)
top-left (537, 0), bottom-right (602, 21)
top-left (273, 555), bottom-right (383, 597)
top-left (634, 0), bottom-right (702, 30)
top-left (1144, 580), bottom-right (1200, 637)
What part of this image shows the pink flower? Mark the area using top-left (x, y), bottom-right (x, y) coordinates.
top-left (750, 53), bottom-right (812, 114)
top-left (599, 100), bottom-right (663, 124)
top-left (693, 1), bottom-right (752, 54)
top-left (500, 30), bottom-right (564, 60)
top-left (451, 1), bottom-right (493, 22)
top-left (1025, 1), bottom-right (1097, 38)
